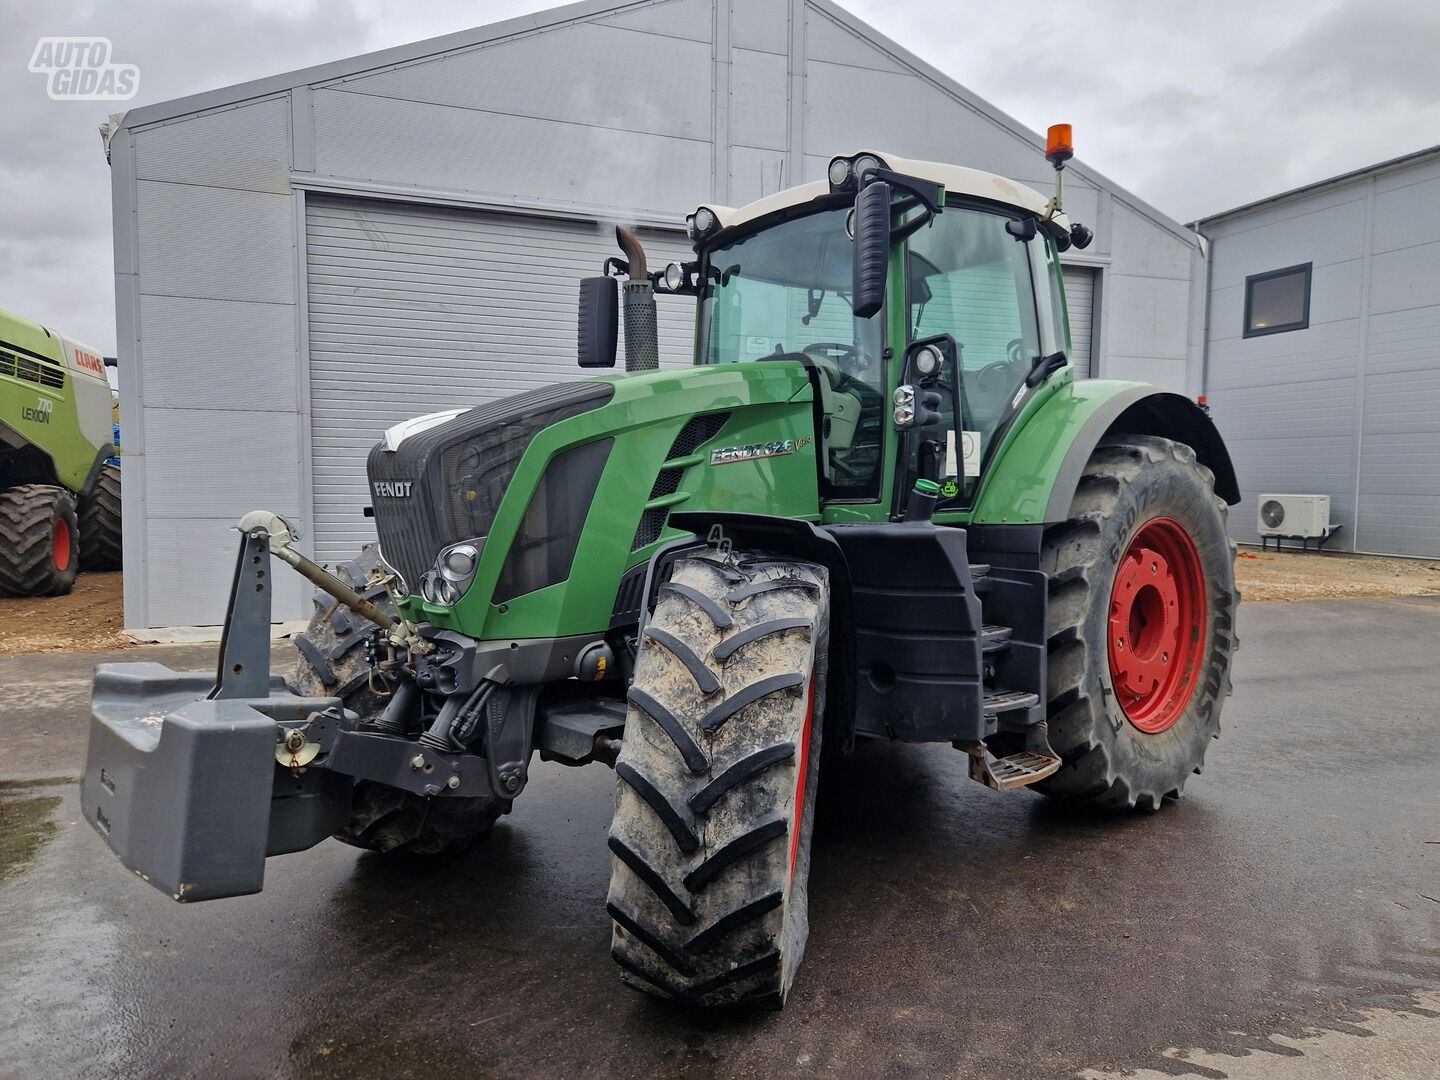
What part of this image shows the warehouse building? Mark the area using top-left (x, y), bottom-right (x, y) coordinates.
top-left (1195, 145), bottom-right (1440, 557)
top-left (108, 0), bottom-right (1206, 628)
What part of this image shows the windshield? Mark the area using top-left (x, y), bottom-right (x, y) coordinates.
top-left (699, 206), bottom-right (886, 500)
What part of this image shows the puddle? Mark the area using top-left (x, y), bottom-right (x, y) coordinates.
top-left (0, 778), bottom-right (71, 884)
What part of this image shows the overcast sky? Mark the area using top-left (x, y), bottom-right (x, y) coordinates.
top-left (3, 0), bottom-right (1439, 353)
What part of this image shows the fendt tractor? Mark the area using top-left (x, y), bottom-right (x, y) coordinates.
top-left (1, 307), bottom-right (122, 595)
top-left (83, 128), bottom-right (1239, 1008)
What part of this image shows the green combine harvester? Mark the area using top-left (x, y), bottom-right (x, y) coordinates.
top-left (0, 307), bottom-right (121, 594)
top-left (83, 130), bottom-right (1238, 1008)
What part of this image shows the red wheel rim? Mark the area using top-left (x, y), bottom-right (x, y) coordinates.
top-left (53, 516), bottom-right (73, 572)
top-left (1107, 517), bottom-right (1206, 734)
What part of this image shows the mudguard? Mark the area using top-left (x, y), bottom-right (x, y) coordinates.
top-left (966, 381), bottom-right (1240, 527)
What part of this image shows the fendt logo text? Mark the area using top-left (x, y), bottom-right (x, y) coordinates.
top-left (28, 38), bottom-right (139, 101)
top-left (372, 481), bottom-right (413, 498)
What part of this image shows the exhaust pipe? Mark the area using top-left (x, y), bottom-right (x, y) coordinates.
top-left (615, 226), bottom-right (659, 372)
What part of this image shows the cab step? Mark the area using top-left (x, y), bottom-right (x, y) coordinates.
top-left (980, 624), bottom-right (1013, 654)
top-left (962, 745), bottom-right (1062, 791)
top-left (969, 563), bottom-right (991, 594)
top-left (982, 688), bottom-right (1039, 716)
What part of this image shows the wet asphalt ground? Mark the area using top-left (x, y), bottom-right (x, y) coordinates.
top-left (1, 597), bottom-right (1437, 1079)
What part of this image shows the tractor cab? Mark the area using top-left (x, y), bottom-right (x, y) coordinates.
top-left (687, 152), bottom-right (1083, 513)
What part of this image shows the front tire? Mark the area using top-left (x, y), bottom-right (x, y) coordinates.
top-left (0, 485), bottom-right (79, 597)
top-left (290, 544), bottom-right (508, 854)
top-left (1037, 436), bottom-right (1238, 810)
top-left (607, 553), bottom-right (828, 1008)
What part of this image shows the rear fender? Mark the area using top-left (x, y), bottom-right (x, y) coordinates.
top-left (969, 383), bottom-right (1239, 526)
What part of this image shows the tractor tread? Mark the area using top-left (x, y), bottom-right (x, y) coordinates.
top-left (627, 686), bottom-right (709, 774)
top-left (607, 835), bottom-right (696, 925)
top-left (699, 672), bottom-right (806, 733)
top-left (683, 890), bottom-right (784, 956)
top-left (615, 761), bottom-right (700, 854)
top-left (726, 577), bottom-right (818, 603)
top-left (78, 463), bottom-right (122, 571)
top-left (607, 554), bottom-right (829, 1007)
top-left (682, 816), bottom-right (787, 893)
top-left (712, 617), bottom-right (812, 662)
top-left (688, 742), bottom-right (795, 814)
top-left (657, 581), bottom-right (734, 628)
top-left (0, 485), bottom-right (79, 597)
top-left (1036, 435), bottom-right (1238, 811)
top-left (643, 626), bottom-right (722, 695)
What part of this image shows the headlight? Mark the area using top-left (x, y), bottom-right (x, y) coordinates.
top-left (420, 571), bottom-right (462, 607)
top-left (828, 157), bottom-right (853, 188)
top-left (440, 543), bottom-right (478, 582)
top-left (663, 262), bottom-right (687, 291)
top-left (913, 344), bottom-right (943, 377)
top-left (852, 154), bottom-right (883, 182)
top-left (688, 206), bottom-right (718, 242)
top-left (893, 384), bottom-right (916, 427)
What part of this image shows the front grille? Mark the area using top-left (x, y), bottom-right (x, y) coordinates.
top-left (630, 412), bottom-right (730, 552)
top-left (368, 381), bottom-right (615, 587)
top-left (493, 438), bottom-right (613, 603)
top-left (0, 346), bottom-right (65, 390)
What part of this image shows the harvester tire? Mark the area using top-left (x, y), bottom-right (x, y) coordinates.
top-left (290, 544), bottom-right (507, 855)
top-left (0, 484), bottom-right (79, 597)
top-left (1036, 435), bottom-right (1238, 810)
top-left (607, 553), bottom-right (827, 1008)
top-left (78, 463), bottom-right (123, 570)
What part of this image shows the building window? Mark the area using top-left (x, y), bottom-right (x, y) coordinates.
top-left (1243, 263), bottom-right (1311, 337)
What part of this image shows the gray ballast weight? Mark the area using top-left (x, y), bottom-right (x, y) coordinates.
top-left (83, 664), bottom-right (348, 901)
top-left (79, 514), bottom-right (514, 903)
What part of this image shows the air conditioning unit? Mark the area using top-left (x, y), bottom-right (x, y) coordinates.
top-left (1257, 494), bottom-right (1330, 538)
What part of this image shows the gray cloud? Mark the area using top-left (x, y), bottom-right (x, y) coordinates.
top-left (2, 0), bottom-right (1438, 354)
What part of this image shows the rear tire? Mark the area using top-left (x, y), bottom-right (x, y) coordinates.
top-left (290, 544), bottom-right (508, 855)
top-left (78, 463), bottom-right (123, 571)
top-left (1036, 435), bottom-right (1238, 810)
top-left (0, 485), bottom-right (79, 597)
top-left (607, 553), bottom-right (828, 1008)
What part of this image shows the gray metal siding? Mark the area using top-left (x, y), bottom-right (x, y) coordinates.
top-left (1203, 154), bottom-right (1440, 556)
top-left (126, 98), bottom-right (303, 627)
top-left (1355, 159), bottom-right (1440, 555)
top-left (1062, 266), bottom-right (1096, 377)
top-left (305, 195), bottom-right (693, 563)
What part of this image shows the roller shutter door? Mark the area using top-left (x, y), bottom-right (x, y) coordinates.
top-left (1062, 265), bottom-right (1096, 377)
top-left (305, 195), bottom-right (693, 563)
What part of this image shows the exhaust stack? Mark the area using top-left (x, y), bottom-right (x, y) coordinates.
top-left (615, 226), bottom-right (659, 372)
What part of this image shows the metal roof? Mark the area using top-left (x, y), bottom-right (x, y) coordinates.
top-left (105, 0), bottom-right (1195, 246)
top-left (1192, 143), bottom-right (1440, 228)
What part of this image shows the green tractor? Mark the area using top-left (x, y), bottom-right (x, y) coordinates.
top-left (82, 136), bottom-right (1238, 1009)
top-left (1, 307), bottom-right (122, 595)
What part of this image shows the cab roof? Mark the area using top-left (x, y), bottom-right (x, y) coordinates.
top-left (698, 150), bottom-right (1068, 236)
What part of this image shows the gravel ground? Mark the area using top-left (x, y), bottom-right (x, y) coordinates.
top-left (1235, 547), bottom-right (1440, 602)
top-left (0, 572), bottom-right (127, 654)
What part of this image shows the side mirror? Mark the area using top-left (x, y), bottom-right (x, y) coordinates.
top-left (851, 179), bottom-right (891, 319)
top-left (577, 276), bottom-right (618, 368)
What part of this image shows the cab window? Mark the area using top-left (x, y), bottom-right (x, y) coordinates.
top-left (907, 205), bottom-right (1042, 499)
